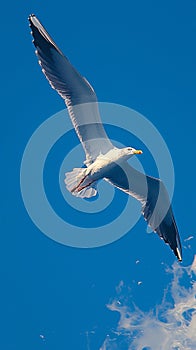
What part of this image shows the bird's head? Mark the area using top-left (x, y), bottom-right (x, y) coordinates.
top-left (121, 147), bottom-right (143, 160)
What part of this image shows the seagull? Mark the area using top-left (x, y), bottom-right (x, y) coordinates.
top-left (28, 14), bottom-right (182, 261)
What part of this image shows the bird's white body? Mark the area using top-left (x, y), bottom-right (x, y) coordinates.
top-left (85, 148), bottom-right (133, 179)
top-left (65, 147), bottom-right (139, 197)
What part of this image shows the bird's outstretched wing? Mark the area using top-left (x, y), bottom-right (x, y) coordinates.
top-left (105, 162), bottom-right (182, 261)
top-left (28, 15), bottom-right (114, 165)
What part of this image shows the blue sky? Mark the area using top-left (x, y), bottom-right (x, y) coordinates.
top-left (1, 1), bottom-right (196, 349)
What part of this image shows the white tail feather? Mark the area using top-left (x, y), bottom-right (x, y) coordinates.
top-left (64, 168), bottom-right (97, 198)
top-left (72, 186), bottom-right (97, 198)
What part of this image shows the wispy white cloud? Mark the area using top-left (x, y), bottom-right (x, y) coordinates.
top-left (100, 256), bottom-right (196, 350)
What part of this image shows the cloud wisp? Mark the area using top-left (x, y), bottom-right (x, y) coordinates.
top-left (100, 256), bottom-right (196, 350)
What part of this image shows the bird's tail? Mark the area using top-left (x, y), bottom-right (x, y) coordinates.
top-left (64, 168), bottom-right (97, 198)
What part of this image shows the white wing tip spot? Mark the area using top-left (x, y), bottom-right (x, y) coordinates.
top-left (176, 247), bottom-right (182, 261)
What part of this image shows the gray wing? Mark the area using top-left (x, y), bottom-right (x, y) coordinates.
top-left (105, 162), bottom-right (182, 261)
top-left (28, 15), bottom-right (114, 165)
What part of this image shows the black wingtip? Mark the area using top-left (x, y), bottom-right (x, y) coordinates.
top-left (28, 14), bottom-right (64, 56)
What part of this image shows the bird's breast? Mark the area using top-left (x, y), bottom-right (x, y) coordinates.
top-left (88, 158), bottom-right (117, 180)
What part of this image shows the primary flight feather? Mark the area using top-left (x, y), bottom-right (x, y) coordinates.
top-left (28, 14), bottom-right (182, 261)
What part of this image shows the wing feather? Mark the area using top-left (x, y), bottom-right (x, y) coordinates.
top-left (105, 162), bottom-right (182, 261)
top-left (28, 15), bottom-right (114, 164)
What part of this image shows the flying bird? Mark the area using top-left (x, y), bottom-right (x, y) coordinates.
top-left (28, 14), bottom-right (182, 261)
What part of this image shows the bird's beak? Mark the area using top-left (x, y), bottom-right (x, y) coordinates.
top-left (133, 149), bottom-right (143, 154)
